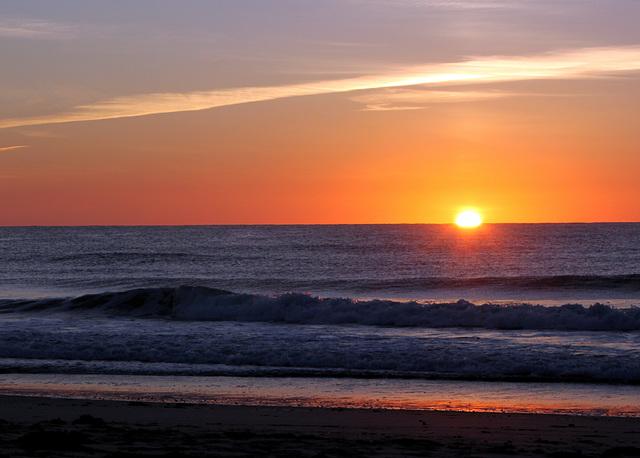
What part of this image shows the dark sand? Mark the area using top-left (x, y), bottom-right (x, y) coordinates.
top-left (1, 395), bottom-right (640, 457)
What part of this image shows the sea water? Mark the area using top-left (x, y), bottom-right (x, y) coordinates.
top-left (0, 224), bottom-right (639, 415)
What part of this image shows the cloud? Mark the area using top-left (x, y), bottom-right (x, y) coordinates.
top-left (351, 88), bottom-right (510, 110)
top-left (1, 46), bottom-right (639, 129)
top-left (0, 145), bottom-right (28, 152)
top-left (0, 18), bottom-right (77, 39)
top-left (359, 0), bottom-right (522, 9)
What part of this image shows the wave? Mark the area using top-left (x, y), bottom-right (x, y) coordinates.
top-left (32, 273), bottom-right (640, 294)
top-left (2, 286), bottom-right (640, 331)
top-left (355, 274), bottom-right (640, 292)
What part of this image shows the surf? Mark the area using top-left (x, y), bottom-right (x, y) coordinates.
top-left (2, 285), bottom-right (640, 331)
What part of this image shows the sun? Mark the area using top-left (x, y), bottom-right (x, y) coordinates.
top-left (456, 210), bottom-right (482, 227)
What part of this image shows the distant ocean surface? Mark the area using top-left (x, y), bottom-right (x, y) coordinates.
top-left (1, 224), bottom-right (640, 415)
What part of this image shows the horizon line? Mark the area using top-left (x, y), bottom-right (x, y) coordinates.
top-left (1, 221), bottom-right (638, 228)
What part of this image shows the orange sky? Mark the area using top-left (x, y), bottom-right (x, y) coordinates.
top-left (1, 2), bottom-right (640, 225)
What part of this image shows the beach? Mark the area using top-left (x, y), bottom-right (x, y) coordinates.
top-left (1, 395), bottom-right (640, 457)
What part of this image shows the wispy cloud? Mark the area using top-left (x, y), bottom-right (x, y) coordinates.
top-left (351, 88), bottom-right (510, 111)
top-left (0, 18), bottom-right (77, 40)
top-left (359, 0), bottom-right (522, 10)
top-left (0, 145), bottom-right (28, 152)
top-left (1, 46), bottom-right (639, 129)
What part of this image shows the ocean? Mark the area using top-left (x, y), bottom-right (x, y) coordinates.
top-left (1, 223), bottom-right (639, 416)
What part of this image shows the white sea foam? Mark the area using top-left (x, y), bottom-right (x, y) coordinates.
top-left (0, 312), bottom-right (638, 384)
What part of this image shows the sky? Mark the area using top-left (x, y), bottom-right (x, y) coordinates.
top-left (1, 0), bottom-right (640, 225)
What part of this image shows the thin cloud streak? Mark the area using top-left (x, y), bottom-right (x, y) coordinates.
top-left (352, 89), bottom-right (510, 111)
top-left (0, 145), bottom-right (28, 152)
top-left (355, 0), bottom-right (519, 10)
top-left (1, 46), bottom-right (639, 129)
top-left (0, 18), bottom-right (77, 39)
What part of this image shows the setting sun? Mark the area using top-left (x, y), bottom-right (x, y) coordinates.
top-left (456, 211), bottom-right (482, 227)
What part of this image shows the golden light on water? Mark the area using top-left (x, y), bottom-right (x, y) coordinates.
top-left (456, 210), bottom-right (482, 227)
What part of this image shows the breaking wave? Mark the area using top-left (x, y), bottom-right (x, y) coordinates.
top-left (2, 286), bottom-right (640, 331)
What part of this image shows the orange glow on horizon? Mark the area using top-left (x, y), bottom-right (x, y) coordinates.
top-left (2, 4), bottom-right (640, 226)
top-left (1, 66), bottom-right (640, 226)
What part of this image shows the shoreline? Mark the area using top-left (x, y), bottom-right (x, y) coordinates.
top-left (2, 394), bottom-right (640, 456)
top-left (3, 372), bottom-right (640, 419)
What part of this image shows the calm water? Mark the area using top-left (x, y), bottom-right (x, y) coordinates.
top-left (1, 224), bottom-right (639, 415)
top-left (1, 223), bottom-right (639, 301)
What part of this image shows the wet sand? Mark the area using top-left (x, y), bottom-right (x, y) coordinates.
top-left (1, 395), bottom-right (640, 457)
